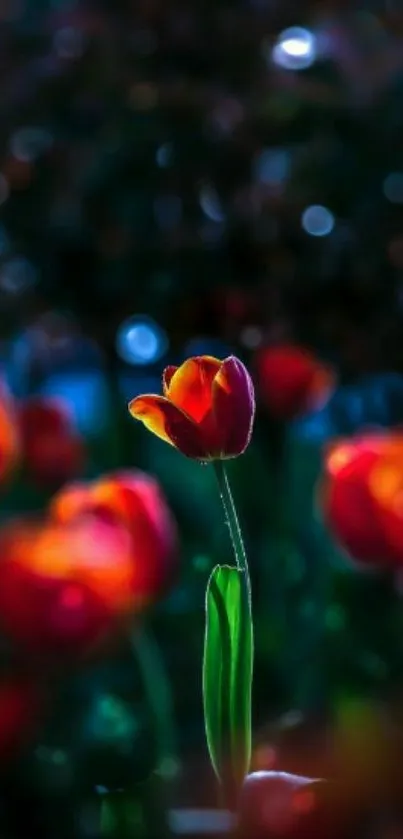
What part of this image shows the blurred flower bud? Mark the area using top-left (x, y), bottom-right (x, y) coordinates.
top-left (255, 344), bottom-right (335, 420)
top-left (50, 469), bottom-right (179, 603)
top-left (238, 771), bottom-right (355, 839)
top-left (0, 516), bottom-right (138, 659)
top-left (320, 433), bottom-right (403, 570)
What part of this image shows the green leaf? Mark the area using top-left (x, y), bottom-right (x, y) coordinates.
top-left (203, 564), bottom-right (253, 795)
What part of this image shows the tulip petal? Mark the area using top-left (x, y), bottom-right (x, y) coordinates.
top-left (166, 356), bottom-right (221, 422)
top-left (213, 356), bottom-right (255, 457)
top-left (321, 443), bottom-right (394, 567)
top-left (129, 395), bottom-right (209, 458)
top-left (49, 482), bottom-right (92, 524)
top-left (162, 366), bottom-right (178, 396)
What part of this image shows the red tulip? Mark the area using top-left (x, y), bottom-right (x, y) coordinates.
top-left (18, 397), bottom-right (85, 488)
top-left (238, 771), bottom-right (347, 839)
top-left (0, 381), bottom-right (20, 486)
top-left (128, 355), bottom-right (255, 460)
top-left (0, 516), bottom-right (137, 657)
top-left (255, 344), bottom-right (334, 420)
top-left (50, 470), bottom-right (178, 602)
top-left (320, 434), bottom-right (403, 569)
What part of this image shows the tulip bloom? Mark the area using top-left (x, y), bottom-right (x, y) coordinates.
top-left (0, 381), bottom-right (20, 485)
top-left (255, 344), bottom-right (334, 420)
top-left (129, 355), bottom-right (255, 460)
top-left (18, 397), bottom-right (85, 488)
top-left (50, 470), bottom-right (178, 602)
top-left (0, 516), bottom-right (138, 656)
top-left (320, 433), bottom-right (403, 569)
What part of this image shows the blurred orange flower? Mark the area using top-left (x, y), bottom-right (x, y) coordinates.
top-left (18, 397), bottom-right (85, 488)
top-left (320, 433), bottom-right (403, 569)
top-left (50, 470), bottom-right (178, 602)
top-left (0, 380), bottom-right (20, 485)
top-left (255, 344), bottom-right (334, 420)
top-left (129, 355), bottom-right (255, 460)
top-left (0, 516), bottom-right (137, 657)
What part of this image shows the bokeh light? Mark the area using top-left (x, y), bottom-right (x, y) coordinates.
top-left (301, 205), bottom-right (335, 237)
top-left (253, 148), bottom-right (290, 186)
top-left (0, 257), bottom-right (36, 296)
top-left (9, 128), bottom-right (53, 163)
top-left (116, 316), bottom-right (168, 366)
top-left (156, 143), bottom-right (173, 168)
top-left (383, 172), bottom-right (403, 204)
top-left (199, 185), bottom-right (225, 223)
top-left (272, 27), bottom-right (317, 71)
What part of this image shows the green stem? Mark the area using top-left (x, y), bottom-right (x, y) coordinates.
top-left (130, 626), bottom-right (177, 778)
top-left (213, 461), bottom-right (252, 611)
top-left (213, 460), bottom-right (254, 799)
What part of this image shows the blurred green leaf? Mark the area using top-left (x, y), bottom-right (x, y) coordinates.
top-left (203, 565), bottom-right (253, 797)
top-left (101, 792), bottom-right (144, 838)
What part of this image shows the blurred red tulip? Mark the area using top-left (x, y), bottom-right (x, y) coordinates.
top-left (0, 381), bottom-right (20, 486)
top-left (0, 516), bottom-right (138, 657)
top-left (255, 344), bottom-right (334, 420)
top-left (50, 470), bottom-right (178, 602)
top-left (18, 397), bottom-right (85, 488)
top-left (0, 675), bottom-right (41, 758)
top-left (238, 771), bottom-right (350, 839)
top-left (320, 434), bottom-right (403, 569)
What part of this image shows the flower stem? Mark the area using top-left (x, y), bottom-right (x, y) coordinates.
top-left (130, 626), bottom-right (177, 779)
top-left (213, 461), bottom-right (252, 610)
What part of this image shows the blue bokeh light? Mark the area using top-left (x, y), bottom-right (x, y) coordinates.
top-left (40, 371), bottom-right (111, 437)
top-left (301, 205), bottom-right (335, 237)
top-left (156, 143), bottom-right (173, 168)
top-left (10, 127), bottom-right (53, 163)
top-left (0, 256), bottom-right (36, 294)
top-left (383, 172), bottom-right (403, 204)
top-left (272, 27), bottom-right (317, 71)
top-left (116, 316), bottom-right (168, 366)
top-left (199, 185), bottom-right (225, 223)
top-left (253, 148), bottom-right (290, 186)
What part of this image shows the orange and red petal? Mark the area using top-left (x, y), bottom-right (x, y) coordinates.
top-left (129, 394), bottom-right (209, 459)
top-left (165, 356), bottom-right (221, 423)
top-left (162, 366), bottom-right (178, 396)
top-left (322, 444), bottom-right (395, 567)
top-left (49, 482), bottom-right (93, 524)
top-left (367, 445), bottom-right (403, 563)
top-left (324, 473), bottom-right (389, 567)
top-left (0, 516), bottom-right (138, 656)
top-left (212, 356), bottom-right (255, 457)
top-left (0, 401), bottom-right (19, 485)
